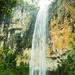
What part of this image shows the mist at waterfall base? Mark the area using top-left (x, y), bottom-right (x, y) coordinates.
top-left (29, 0), bottom-right (55, 75)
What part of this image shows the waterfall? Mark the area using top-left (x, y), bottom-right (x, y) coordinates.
top-left (29, 0), bottom-right (54, 75)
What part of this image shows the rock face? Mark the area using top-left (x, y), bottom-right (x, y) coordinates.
top-left (46, 0), bottom-right (75, 71)
top-left (0, 5), bottom-right (38, 51)
top-left (48, 0), bottom-right (75, 56)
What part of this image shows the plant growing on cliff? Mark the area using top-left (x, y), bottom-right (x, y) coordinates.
top-left (0, 0), bottom-right (23, 16)
top-left (62, 44), bottom-right (75, 75)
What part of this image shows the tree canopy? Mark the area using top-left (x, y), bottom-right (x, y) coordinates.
top-left (0, 0), bottom-right (22, 16)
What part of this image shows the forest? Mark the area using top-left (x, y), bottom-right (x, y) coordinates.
top-left (0, 0), bottom-right (75, 75)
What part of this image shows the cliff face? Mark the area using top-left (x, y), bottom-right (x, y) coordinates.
top-left (47, 0), bottom-right (75, 57)
top-left (0, 5), bottom-right (38, 50)
top-left (45, 0), bottom-right (75, 71)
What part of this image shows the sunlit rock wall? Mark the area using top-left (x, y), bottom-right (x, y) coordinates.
top-left (46, 0), bottom-right (75, 71)
top-left (8, 5), bottom-right (38, 50)
top-left (47, 0), bottom-right (75, 57)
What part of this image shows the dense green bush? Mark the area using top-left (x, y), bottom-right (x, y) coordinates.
top-left (0, 48), bottom-right (29, 75)
top-left (62, 44), bottom-right (75, 75)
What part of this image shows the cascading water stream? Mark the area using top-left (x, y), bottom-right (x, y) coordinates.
top-left (29, 0), bottom-right (54, 75)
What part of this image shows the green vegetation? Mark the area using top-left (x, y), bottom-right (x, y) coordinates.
top-left (0, 0), bottom-right (23, 16)
top-left (0, 48), bottom-right (29, 75)
top-left (62, 44), bottom-right (75, 75)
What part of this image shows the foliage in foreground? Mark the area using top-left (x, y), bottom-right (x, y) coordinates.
top-left (62, 44), bottom-right (75, 75)
top-left (0, 44), bottom-right (75, 75)
top-left (0, 48), bottom-right (29, 75)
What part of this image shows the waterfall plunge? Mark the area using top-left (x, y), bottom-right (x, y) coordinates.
top-left (29, 0), bottom-right (54, 75)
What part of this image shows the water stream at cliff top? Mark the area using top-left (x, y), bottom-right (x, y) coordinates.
top-left (29, 0), bottom-right (54, 75)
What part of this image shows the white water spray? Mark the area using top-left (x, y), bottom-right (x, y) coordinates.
top-left (29, 0), bottom-right (54, 75)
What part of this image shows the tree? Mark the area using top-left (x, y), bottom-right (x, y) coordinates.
top-left (0, 0), bottom-right (22, 16)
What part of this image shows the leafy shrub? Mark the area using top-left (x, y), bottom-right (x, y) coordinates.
top-left (0, 48), bottom-right (29, 75)
top-left (62, 44), bottom-right (75, 75)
